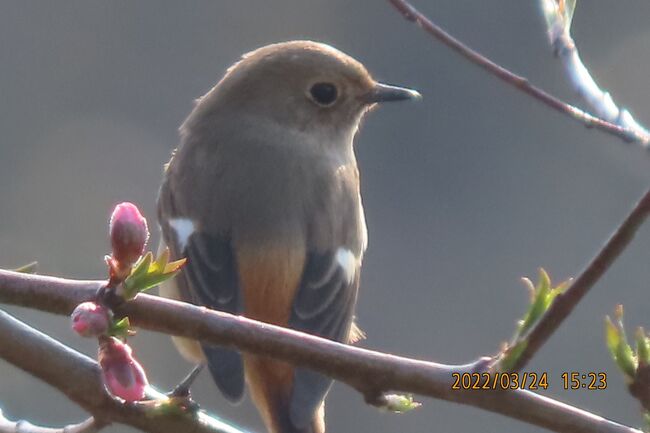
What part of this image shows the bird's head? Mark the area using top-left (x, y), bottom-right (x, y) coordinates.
top-left (186, 40), bottom-right (420, 144)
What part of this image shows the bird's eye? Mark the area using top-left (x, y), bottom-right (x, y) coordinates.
top-left (309, 82), bottom-right (338, 106)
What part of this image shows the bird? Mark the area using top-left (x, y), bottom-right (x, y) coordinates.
top-left (157, 40), bottom-right (420, 433)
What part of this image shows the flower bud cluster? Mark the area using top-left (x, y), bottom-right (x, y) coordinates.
top-left (69, 202), bottom-right (152, 402)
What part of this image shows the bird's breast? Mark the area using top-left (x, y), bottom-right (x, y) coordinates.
top-left (235, 239), bottom-right (306, 326)
top-left (197, 136), bottom-right (364, 326)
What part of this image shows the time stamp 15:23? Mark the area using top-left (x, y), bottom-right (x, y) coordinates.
top-left (451, 372), bottom-right (608, 390)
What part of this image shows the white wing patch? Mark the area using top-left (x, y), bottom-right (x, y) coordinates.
top-left (169, 218), bottom-right (195, 251)
top-left (336, 248), bottom-right (357, 284)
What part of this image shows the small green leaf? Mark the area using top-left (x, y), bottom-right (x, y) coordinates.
top-left (498, 340), bottom-right (528, 372)
top-left (133, 252), bottom-right (154, 280)
top-left (380, 394), bottom-right (422, 414)
top-left (522, 277), bottom-right (536, 302)
top-left (164, 258), bottom-right (187, 274)
top-left (636, 327), bottom-right (650, 366)
top-left (122, 249), bottom-right (186, 299)
top-left (500, 269), bottom-right (569, 372)
top-left (615, 308), bottom-right (637, 374)
top-left (605, 316), bottom-right (620, 358)
top-left (548, 277), bottom-right (570, 305)
top-left (134, 273), bottom-right (181, 293)
top-left (615, 336), bottom-right (637, 379)
top-left (114, 317), bottom-right (130, 329)
top-left (605, 307), bottom-right (637, 379)
top-left (538, 268), bottom-right (551, 292)
top-left (518, 288), bottom-right (547, 335)
top-left (122, 253), bottom-right (154, 297)
top-left (517, 269), bottom-right (567, 336)
top-left (13, 261), bottom-right (38, 274)
top-left (155, 247), bottom-right (170, 270)
top-left (109, 316), bottom-right (133, 339)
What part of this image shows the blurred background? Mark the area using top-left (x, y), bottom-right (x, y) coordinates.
top-left (2, 1), bottom-right (650, 432)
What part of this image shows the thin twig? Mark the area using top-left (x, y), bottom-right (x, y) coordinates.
top-left (510, 188), bottom-right (650, 371)
top-left (0, 412), bottom-right (96, 433)
top-left (386, 0), bottom-right (650, 145)
top-left (0, 272), bottom-right (640, 433)
top-left (538, 0), bottom-right (650, 146)
top-left (0, 309), bottom-right (247, 433)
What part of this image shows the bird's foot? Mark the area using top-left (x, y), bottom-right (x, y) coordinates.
top-left (164, 364), bottom-right (204, 415)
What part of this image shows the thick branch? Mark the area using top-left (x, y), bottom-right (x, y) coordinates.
top-left (0, 309), bottom-right (246, 433)
top-left (511, 187), bottom-right (650, 371)
top-left (386, 0), bottom-right (650, 145)
top-left (0, 271), bottom-right (640, 433)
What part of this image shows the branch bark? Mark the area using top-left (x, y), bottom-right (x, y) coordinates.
top-left (0, 271), bottom-right (640, 433)
top-left (386, 0), bottom-right (650, 145)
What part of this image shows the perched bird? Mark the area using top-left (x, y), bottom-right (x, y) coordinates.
top-left (157, 40), bottom-right (420, 433)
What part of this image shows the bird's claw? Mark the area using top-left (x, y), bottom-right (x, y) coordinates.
top-left (169, 364), bottom-right (204, 398)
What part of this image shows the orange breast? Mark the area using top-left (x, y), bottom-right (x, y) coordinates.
top-left (235, 241), bottom-right (308, 433)
top-left (235, 241), bottom-right (306, 326)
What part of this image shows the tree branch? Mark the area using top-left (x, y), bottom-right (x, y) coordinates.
top-left (510, 187), bottom-right (650, 371)
top-left (0, 412), bottom-right (97, 433)
top-left (386, 0), bottom-right (650, 145)
top-left (0, 308), bottom-right (247, 433)
top-left (538, 0), bottom-right (650, 146)
top-left (0, 410), bottom-right (98, 433)
top-left (0, 271), bottom-right (640, 433)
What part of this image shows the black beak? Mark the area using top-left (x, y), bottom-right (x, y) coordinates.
top-left (362, 82), bottom-right (422, 104)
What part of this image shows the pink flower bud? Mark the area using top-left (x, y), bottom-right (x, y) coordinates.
top-left (99, 337), bottom-right (148, 402)
top-left (109, 202), bottom-right (149, 268)
top-left (71, 302), bottom-right (110, 337)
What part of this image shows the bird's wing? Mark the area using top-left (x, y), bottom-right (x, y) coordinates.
top-left (181, 232), bottom-right (245, 403)
top-left (288, 248), bottom-right (360, 429)
top-left (158, 180), bottom-right (245, 403)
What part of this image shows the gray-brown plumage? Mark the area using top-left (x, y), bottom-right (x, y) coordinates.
top-left (157, 40), bottom-right (419, 433)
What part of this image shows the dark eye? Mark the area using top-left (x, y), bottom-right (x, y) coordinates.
top-left (309, 82), bottom-right (338, 106)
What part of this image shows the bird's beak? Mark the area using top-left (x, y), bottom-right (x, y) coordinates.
top-left (362, 82), bottom-right (422, 104)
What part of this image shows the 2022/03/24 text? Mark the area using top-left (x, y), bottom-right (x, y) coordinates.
top-left (451, 371), bottom-right (608, 390)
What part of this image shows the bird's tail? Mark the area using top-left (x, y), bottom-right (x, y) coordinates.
top-left (276, 403), bottom-right (325, 433)
top-left (245, 355), bottom-right (325, 433)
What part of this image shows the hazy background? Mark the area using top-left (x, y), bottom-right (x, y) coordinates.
top-left (2, 1), bottom-right (650, 432)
